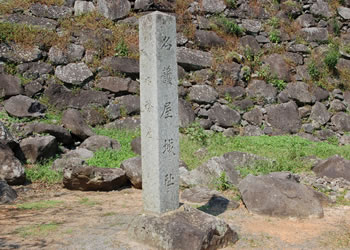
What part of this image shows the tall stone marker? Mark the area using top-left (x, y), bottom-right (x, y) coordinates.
top-left (139, 12), bottom-right (179, 213)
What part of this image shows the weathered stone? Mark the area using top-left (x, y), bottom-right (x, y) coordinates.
top-left (74, 0), bottom-right (95, 15)
top-left (311, 86), bottom-right (329, 102)
top-left (102, 57), bottom-right (139, 78)
top-left (177, 47), bottom-right (213, 71)
top-left (0, 180), bottom-right (17, 204)
top-left (239, 35), bottom-right (260, 54)
top-left (243, 107), bottom-right (263, 126)
top-left (81, 107), bottom-right (107, 127)
top-left (80, 135), bottom-right (120, 152)
top-left (63, 166), bottom-right (127, 191)
top-left (55, 63), bottom-right (93, 85)
top-left (233, 98), bottom-right (254, 111)
top-left (0, 43), bottom-right (42, 64)
top-left (62, 109), bottom-right (95, 140)
top-left (0, 144), bottom-right (25, 185)
top-left (284, 82), bottom-right (316, 105)
top-left (194, 30), bottom-right (225, 49)
top-left (4, 95), bottom-right (46, 118)
top-left (178, 98), bottom-right (195, 128)
top-left (246, 80), bottom-right (277, 103)
top-left (5, 13), bottom-right (58, 30)
top-left (128, 205), bottom-right (238, 250)
top-left (131, 137), bottom-right (141, 155)
top-left (20, 135), bottom-right (58, 163)
top-left (134, 0), bottom-right (152, 10)
top-left (105, 117), bottom-right (140, 130)
top-left (344, 91), bottom-right (350, 106)
top-left (265, 101), bottom-right (301, 133)
top-left (315, 129), bottom-right (336, 141)
top-left (242, 125), bottom-right (263, 136)
top-left (97, 0), bottom-right (131, 20)
top-left (201, 0), bottom-right (226, 13)
top-left (97, 76), bottom-right (130, 94)
top-left (67, 44), bottom-right (85, 63)
top-left (115, 95), bottom-right (140, 115)
top-left (120, 156), bottom-right (142, 189)
top-left (17, 62), bottom-right (53, 79)
top-left (263, 54), bottom-right (291, 82)
top-left (0, 74), bottom-right (23, 98)
top-left (181, 187), bottom-right (221, 204)
top-left (106, 104), bottom-right (121, 121)
top-left (310, 0), bottom-right (332, 18)
top-left (296, 14), bottom-right (316, 28)
top-left (239, 173), bottom-right (324, 218)
top-left (221, 86), bottom-right (246, 100)
top-left (24, 123), bottom-right (73, 145)
top-left (30, 3), bottom-right (72, 19)
top-left (310, 102), bottom-right (331, 127)
top-left (338, 6), bottom-right (350, 19)
top-left (300, 28), bottom-right (329, 42)
top-left (330, 99), bottom-right (347, 112)
top-left (218, 63), bottom-right (241, 83)
top-left (52, 157), bottom-right (85, 172)
top-left (241, 19), bottom-right (261, 34)
top-left (331, 112), bottom-right (350, 132)
top-left (313, 155), bottom-right (350, 181)
top-left (48, 46), bottom-right (68, 65)
top-left (188, 85), bottom-right (218, 104)
top-left (64, 148), bottom-right (94, 160)
top-left (208, 103), bottom-right (241, 128)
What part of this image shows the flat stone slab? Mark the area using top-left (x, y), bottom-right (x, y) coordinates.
top-left (128, 205), bottom-right (238, 250)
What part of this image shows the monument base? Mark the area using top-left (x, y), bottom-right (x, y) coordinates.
top-left (128, 205), bottom-right (238, 250)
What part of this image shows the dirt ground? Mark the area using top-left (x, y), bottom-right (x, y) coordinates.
top-left (1, 184), bottom-right (350, 250)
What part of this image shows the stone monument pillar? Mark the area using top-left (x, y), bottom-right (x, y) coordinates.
top-left (139, 12), bottom-right (179, 213)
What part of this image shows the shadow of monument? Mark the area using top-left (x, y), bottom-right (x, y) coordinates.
top-left (197, 195), bottom-right (232, 216)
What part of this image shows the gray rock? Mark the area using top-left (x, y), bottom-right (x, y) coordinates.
top-left (30, 3), bottom-right (72, 19)
top-left (330, 99), bottom-right (347, 112)
top-left (284, 82), bottom-right (316, 105)
top-left (0, 122), bottom-right (15, 146)
top-left (178, 98), bottom-right (195, 128)
top-left (81, 107), bottom-right (107, 127)
top-left (177, 47), bottom-right (213, 71)
top-left (239, 173), bottom-right (324, 218)
top-left (80, 135), bottom-right (120, 152)
top-left (313, 155), bottom-right (350, 181)
top-left (134, 0), bottom-right (152, 10)
top-left (311, 86), bottom-right (329, 102)
top-left (241, 19), bottom-right (262, 34)
top-left (208, 103), bottom-right (241, 128)
top-left (0, 74), bottom-right (23, 98)
top-left (0, 180), bottom-right (17, 204)
top-left (74, 0), bottom-right (95, 15)
top-left (246, 79), bottom-right (277, 103)
top-left (120, 156), bottom-right (142, 189)
top-left (55, 63), bottom-right (93, 85)
top-left (310, 0), bottom-right (332, 18)
top-left (106, 104), bottom-right (121, 121)
top-left (310, 102), bottom-right (331, 127)
top-left (331, 112), bottom-right (350, 132)
top-left (188, 85), bottom-right (218, 104)
top-left (242, 125), bottom-right (264, 136)
top-left (266, 101), bottom-right (301, 134)
top-left (221, 86), bottom-right (246, 100)
top-left (315, 129), bottom-right (336, 141)
top-left (131, 137), bottom-right (141, 155)
top-left (48, 46), bottom-right (68, 65)
top-left (201, 0), bottom-right (226, 13)
top-left (5, 13), bottom-right (57, 30)
top-left (338, 6), bottom-right (350, 19)
top-left (263, 54), bottom-right (291, 82)
top-left (17, 62), bottom-right (53, 79)
top-left (62, 109), bottom-right (95, 140)
top-left (194, 30), bottom-right (225, 49)
top-left (344, 91), bottom-right (350, 106)
top-left (296, 14), bottom-right (316, 28)
top-left (102, 57), bottom-right (139, 78)
top-left (24, 123), bottom-right (73, 145)
top-left (0, 144), bottom-right (25, 185)
top-left (218, 63), bottom-right (241, 83)
top-left (105, 117), bottom-right (140, 130)
top-left (0, 43), bottom-right (42, 64)
top-left (97, 0), bottom-right (131, 20)
top-left (65, 148), bottom-right (94, 160)
top-left (20, 135), bottom-right (58, 163)
top-left (52, 157), bottom-right (85, 172)
top-left (63, 166), bottom-right (127, 191)
top-left (181, 187), bottom-right (221, 203)
top-left (97, 76), bottom-right (130, 94)
top-left (242, 107), bottom-right (263, 126)
top-left (4, 95), bottom-right (46, 118)
top-left (67, 44), bottom-right (85, 63)
top-left (128, 205), bottom-right (238, 250)
top-left (300, 27), bottom-right (328, 42)
top-left (340, 134), bottom-right (350, 145)
top-left (239, 35), bottom-right (260, 54)
top-left (115, 95), bottom-right (140, 115)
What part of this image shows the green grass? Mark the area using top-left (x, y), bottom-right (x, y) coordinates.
top-left (78, 197), bottom-right (99, 206)
top-left (25, 158), bottom-right (63, 184)
top-left (14, 222), bottom-right (61, 238)
top-left (180, 133), bottom-right (350, 175)
top-left (17, 200), bottom-right (64, 210)
top-left (86, 128), bottom-right (139, 168)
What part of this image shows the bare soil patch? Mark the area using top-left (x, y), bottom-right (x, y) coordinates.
top-left (1, 184), bottom-right (350, 249)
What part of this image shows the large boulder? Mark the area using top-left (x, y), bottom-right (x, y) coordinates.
top-left (0, 73), bottom-right (23, 98)
top-left (80, 135), bottom-right (121, 152)
top-left (102, 57), bottom-right (139, 78)
top-left (105, 117), bottom-right (140, 130)
top-left (310, 102), bottom-right (331, 127)
top-left (263, 54), bottom-right (291, 82)
top-left (131, 137), bottom-right (141, 155)
top-left (194, 30), bottom-right (225, 49)
top-left (4, 95), bottom-right (46, 118)
top-left (208, 103), bottom-right (241, 128)
top-left (300, 28), bottom-right (328, 42)
top-left (178, 99), bottom-right (195, 128)
top-left (331, 112), bottom-right (350, 132)
top-left (201, 0), bottom-right (226, 13)
top-left (20, 135), bottom-right (58, 163)
top-left (24, 123), bottom-right (73, 145)
top-left (177, 47), bottom-right (213, 71)
top-left (63, 166), bottom-right (127, 191)
top-left (128, 205), bottom-right (238, 250)
top-left (239, 173), bottom-right (324, 218)
top-left (52, 157), bottom-right (86, 172)
top-left (312, 155), bottom-right (350, 181)
top-left (74, 1), bottom-right (96, 15)
top-left (265, 101), bottom-right (301, 134)
top-left (120, 156), bottom-right (142, 189)
top-left (29, 3), bottom-right (72, 19)
top-left (310, 0), bottom-right (332, 18)
top-left (188, 85), bottom-right (218, 104)
top-left (97, 0), bottom-right (131, 20)
top-left (115, 95), bottom-right (140, 115)
top-left (55, 63), bottom-right (93, 85)
top-left (96, 76), bottom-right (131, 94)
top-left (0, 144), bottom-right (25, 185)
top-left (0, 180), bottom-right (17, 204)
top-left (62, 109), bottom-right (95, 140)
top-left (283, 82), bottom-right (316, 105)
top-left (246, 80), bottom-right (277, 103)
top-left (5, 13), bottom-right (57, 30)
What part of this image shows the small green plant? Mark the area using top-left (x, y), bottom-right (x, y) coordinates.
top-left (25, 158), bottom-right (63, 184)
top-left (307, 60), bottom-right (321, 81)
top-left (332, 18), bottom-right (341, 37)
top-left (215, 172), bottom-right (232, 191)
top-left (17, 200), bottom-right (64, 210)
top-left (224, 93), bottom-right (233, 103)
top-left (216, 16), bottom-right (244, 36)
top-left (14, 222), bottom-right (60, 238)
top-left (267, 17), bottom-right (280, 29)
top-left (181, 122), bottom-right (209, 146)
top-left (114, 39), bottom-right (129, 57)
top-left (324, 46), bottom-right (340, 70)
top-left (269, 29), bottom-right (281, 44)
top-left (270, 78), bottom-right (287, 91)
top-left (225, 0), bottom-right (236, 8)
top-left (241, 66), bottom-right (251, 81)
